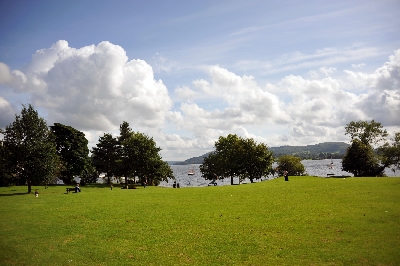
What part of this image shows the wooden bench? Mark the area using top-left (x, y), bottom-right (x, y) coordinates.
top-left (66, 188), bottom-right (76, 193)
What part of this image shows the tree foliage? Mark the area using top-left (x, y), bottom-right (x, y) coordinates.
top-left (91, 121), bottom-right (174, 186)
top-left (276, 155), bottom-right (305, 176)
top-left (50, 123), bottom-right (91, 184)
top-left (121, 126), bottom-right (174, 186)
top-left (345, 120), bottom-right (388, 146)
top-left (1, 105), bottom-right (58, 192)
top-left (377, 132), bottom-right (400, 171)
top-left (91, 133), bottom-right (121, 184)
top-left (342, 139), bottom-right (379, 177)
top-left (342, 120), bottom-right (399, 177)
top-left (200, 134), bottom-right (274, 184)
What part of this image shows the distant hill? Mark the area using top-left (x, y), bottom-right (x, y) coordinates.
top-left (174, 152), bottom-right (212, 165)
top-left (269, 142), bottom-right (350, 159)
top-left (174, 142), bottom-right (349, 165)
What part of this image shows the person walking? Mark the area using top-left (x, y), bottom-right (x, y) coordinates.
top-left (284, 171), bottom-right (289, 181)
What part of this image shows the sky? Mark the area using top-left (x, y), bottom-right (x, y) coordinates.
top-left (0, 0), bottom-right (400, 161)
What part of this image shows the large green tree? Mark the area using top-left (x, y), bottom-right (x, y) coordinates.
top-left (91, 133), bottom-right (120, 184)
top-left (92, 122), bottom-right (174, 186)
top-left (200, 134), bottom-right (274, 184)
top-left (342, 139), bottom-right (379, 177)
top-left (276, 155), bottom-right (305, 176)
top-left (50, 123), bottom-right (91, 184)
top-left (122, 130), bottom-right (174, 186)
top-left (240, 138), bottom-right (274, 183)
top-left (116, 121), bottom-right (133, 185)
top-left (1, 105), bottom-right (58, 193)
top-left (342, 120), bottom-right (400, 176)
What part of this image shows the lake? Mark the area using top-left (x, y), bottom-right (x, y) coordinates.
top-left (158, 159), bottom-right (400, 187)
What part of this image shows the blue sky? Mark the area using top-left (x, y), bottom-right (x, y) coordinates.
top-left (1, 0), bottom-right (400, 160)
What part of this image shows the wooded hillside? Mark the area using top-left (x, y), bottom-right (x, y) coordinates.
top-left (174, 142), bottom-right (350, 165)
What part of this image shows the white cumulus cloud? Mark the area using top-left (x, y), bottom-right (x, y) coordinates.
top-left (1, 40), bottom-right (173, 131)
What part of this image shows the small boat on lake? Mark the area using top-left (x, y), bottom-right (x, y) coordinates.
top-left (188, 167), bottom-right (195, 175)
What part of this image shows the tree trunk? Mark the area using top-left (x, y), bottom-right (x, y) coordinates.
top-left (27, 179), bottom-right (32, 193)
top-left (106, 173), bottom-right (111, 184)
top-left (231, 175), bottom-right (233, 185)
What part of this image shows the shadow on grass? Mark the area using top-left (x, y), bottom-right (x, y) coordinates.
top-left (0, 192), bottom-right (29, 197)
top-left (84, 184), bottom-right (117, 188)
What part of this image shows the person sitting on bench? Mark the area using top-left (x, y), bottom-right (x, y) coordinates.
top-left (75, 183), bottom-right (81, 193)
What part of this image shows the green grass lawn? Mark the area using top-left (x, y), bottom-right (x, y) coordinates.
top-left (1, 176), bottom-right (399, 265)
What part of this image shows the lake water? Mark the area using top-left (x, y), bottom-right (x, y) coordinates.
top-left (158, 159), bottom-right (400, 188)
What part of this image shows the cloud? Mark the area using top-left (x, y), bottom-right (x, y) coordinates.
top-left (166, 49), bottom-right (400, 157)
top-left (0, 97), bottom-right (15, 128)
top-left (2, 41), bottom-right (400, 160)
top-left (357, 90), bottom-right (400, 126)
top-left (2, 40), bottom-right (173, 131)
top-left (351, 63), bottom-right (366, 69)
top-left (174, 65), bottom-right (290, 126)
top-left (319, 67), bottom-right (336, 76)
top-left (151, 52), bottom-right (176, 73)
top-left (234, 46), bottom-right (382, 75)
top-left (344, 49), bottom-right (400, 91)
top-left (0, 63), bottom-right (13, 85)
top-left (174, 86), bottom-right (199, 101)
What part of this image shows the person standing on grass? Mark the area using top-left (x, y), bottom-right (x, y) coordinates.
top-left (35, 189), bottom-right (38, 197)
top-left (284, 171), bottom-right (289, 181)
top-left (110, 184), bottom-right (113, 190)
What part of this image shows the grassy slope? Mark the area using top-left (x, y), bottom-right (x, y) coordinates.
top-left (0, 177), bottom-right (399, 266)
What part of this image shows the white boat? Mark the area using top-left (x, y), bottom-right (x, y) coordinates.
top-left (188, 167), bottom-right (195, 175)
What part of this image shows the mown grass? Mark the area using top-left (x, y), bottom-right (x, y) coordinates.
top-left (0, 176), bottom-right (399, 265)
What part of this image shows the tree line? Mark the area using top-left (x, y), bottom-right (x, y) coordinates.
top-left (269, 142), bottom-right (350, 160)
top-left (1, 105), bottom-right (399, 193)
top-left (199, 121), bottom-right (399, 182)
top-left (199, 134), bottom-right (306, 184)
top-left (0, 105), bottom-right (174, 192)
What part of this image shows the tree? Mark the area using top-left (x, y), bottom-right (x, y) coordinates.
top-left (342, 120), bottom-right (399, 176)
top-left (200, 151), bottom-right (224, 182)
top-left (345, 120), bottom-right (388, 146)
top-left (276, 155), bottom-right (305, 176)
top-left (91, 133), bottom-right (120, 184)
top-left (342, 139), bottom-right (379, 177)
top-left (122, 131), bottom-right (174, 186)
top-left (1, 105), bottom-right (58, 193)
top-left (377, 132), bottom-right (400, 172)
top-left (80, 162), bottom-right (98, 184)
top-left (50, 123), bottom-right (91, 184)
top-left (240, 139), bottom-right (274, 183)
top-left (200, 134), bottom-right (274, 184)
top-left (215, 134), bottom-right (242, 185)
top-left (117, 121), bottom-right (133, 185)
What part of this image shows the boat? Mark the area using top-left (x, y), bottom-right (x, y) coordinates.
top-left (328, 157), bottom-right (334, 169)
top-left (188, 167), bottom-right (195, 175)
top-left (327, 157), bottom-right (334, 176)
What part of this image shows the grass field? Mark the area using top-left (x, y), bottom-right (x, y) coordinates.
top-left (1, 176), bottom-right (399, 265)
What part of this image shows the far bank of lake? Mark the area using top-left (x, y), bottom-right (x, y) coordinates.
top-left (159, 159), bottom-right (400, 187)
